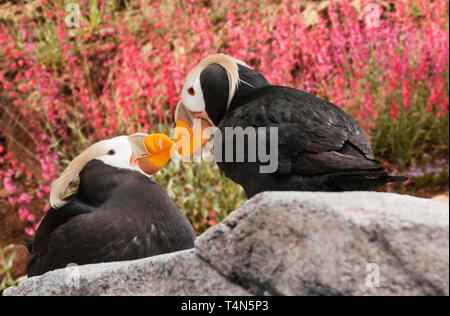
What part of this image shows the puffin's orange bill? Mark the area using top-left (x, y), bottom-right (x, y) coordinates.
top-left (174, 119), bottom-right (212, 158)
top-left (128, 118), bottom-right (213, 175)
top-left (137, 133), bottom-right (175, 174)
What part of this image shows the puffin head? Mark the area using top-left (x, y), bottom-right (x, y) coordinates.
top-left (176, 54), bottom-right (245, 126)
top-left (127, 55), bottom-right (271, 166)
top-left (174, 53), bottom-right (270, 157)
top-left (50, 135), bottom-right (172, 209)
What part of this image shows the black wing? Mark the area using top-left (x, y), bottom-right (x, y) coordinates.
top-left (28, 177), bottom-right (195, 277)
top-left (220, 86), bottom-right (381, 176)
top-left (27, 196), bottom-right (92, 276)
top-left (31, 196), bottom-right (93, 257)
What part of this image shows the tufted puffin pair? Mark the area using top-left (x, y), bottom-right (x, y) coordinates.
top-left (130, 54), bottom-right (407, 198)
top-left (26, 135), bottom-right (195, 277)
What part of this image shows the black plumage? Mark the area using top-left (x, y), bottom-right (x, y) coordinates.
top-left (178, 55), bottom-right (407, 198)
top-left (27, 160), bottom-right (195, 277)
top-left (216, 85), bottom-right (406, 197)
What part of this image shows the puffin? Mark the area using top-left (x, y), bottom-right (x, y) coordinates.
top-left (25, 135), bottom-right (195, 277)
top-left (130, 54), bottom-right (407, 198)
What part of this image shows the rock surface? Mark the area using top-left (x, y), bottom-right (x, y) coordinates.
top-left (4, 192), bottom-right (449, 296)
top-left (3, 249), bottom-right (250, 296)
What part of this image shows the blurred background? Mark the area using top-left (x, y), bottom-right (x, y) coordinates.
top-left (0, 0), bottom-right (448, 292)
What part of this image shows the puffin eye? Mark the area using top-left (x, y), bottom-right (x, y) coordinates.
top-left (107, 149), bottom-right (116, 156)
top-left (187, 87), bottom-right (195, 96)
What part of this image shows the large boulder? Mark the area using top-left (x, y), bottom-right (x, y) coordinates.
top-left (2, 249), bottom-right (250, 296)
top-left (4, 192), bottom-right (449, 296)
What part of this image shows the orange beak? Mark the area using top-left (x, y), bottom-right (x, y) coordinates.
top-left (174, 118), bottom-right (212, 158)
top-left (128, 133), bottom-right (175, 175)
top-left (127, 110), bottom-right (214, 174)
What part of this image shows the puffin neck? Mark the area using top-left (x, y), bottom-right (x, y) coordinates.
top-left (77, 159), bottom-right (157, 207)
top-left (228, 64), bottom-right (271, 113)
top-left (77, 160), bottom-right (122, 206)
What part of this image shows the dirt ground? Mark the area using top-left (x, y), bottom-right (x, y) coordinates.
top-left (0, 189), bottom-right (43, 279)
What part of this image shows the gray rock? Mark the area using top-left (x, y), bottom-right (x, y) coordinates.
top-left (3, 249), bottom-right (250, 296)
top-left (196, 192), bottom-right (449, 296)
top-left (4, 192), bottom-right (449, 296)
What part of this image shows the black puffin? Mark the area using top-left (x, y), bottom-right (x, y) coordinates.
top-left (170, 54), bottom-right (407, 198)
top-left (26, 135), bottom-right (195, 277)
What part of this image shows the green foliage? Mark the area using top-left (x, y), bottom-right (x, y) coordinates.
top-left (0, 246), bottom-right (26, 294)
top-left (372, 102), bottom-right (449, 166)
top-left (412, 167), bottom-right (449, 188)
top-left (155, 158), bottom-right (246, 234)
top-left (363, 56), bottom-right (449, 166)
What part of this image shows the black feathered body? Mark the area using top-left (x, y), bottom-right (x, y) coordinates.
top-left (27, 160), bottom-right (195, 277)
top-left (216, 86), bottom-right (406, 198)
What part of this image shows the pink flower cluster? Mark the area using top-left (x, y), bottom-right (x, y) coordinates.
top-left (0, 0), bottom-right (448, 235)
top-left (225, 0), bottom-right (449, 128)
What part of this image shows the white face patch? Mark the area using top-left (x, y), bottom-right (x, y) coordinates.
top-left (182, 54), bottom-right (249, 114)
top-left (95, 136), bottom-right (148, 176)
top-left (181, 75), bottom-right (205, 112)
top-left (95, 136), bottom-right (133, 169)
top-left (50, 135), bottom-right (153, 209)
